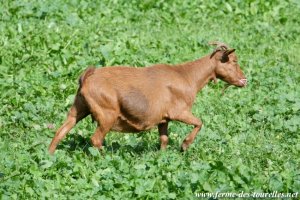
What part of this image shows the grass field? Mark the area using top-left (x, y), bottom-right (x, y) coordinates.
top-left (0, 0), bottom-right (299, 199)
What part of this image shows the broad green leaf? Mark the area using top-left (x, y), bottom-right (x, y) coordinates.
top-left (88, 147), bottom-right (99, 157)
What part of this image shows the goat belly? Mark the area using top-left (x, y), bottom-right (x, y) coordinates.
top-left (111, 87), bottom-right (156, 132)
top-left (111, 116), bottom-right (154, 133)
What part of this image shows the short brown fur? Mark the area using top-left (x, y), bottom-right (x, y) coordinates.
top-left (49, 42), bottom-right (247, 154)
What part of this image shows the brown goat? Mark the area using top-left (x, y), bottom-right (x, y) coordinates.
top-left (48, 42), bottom-right (247, 154)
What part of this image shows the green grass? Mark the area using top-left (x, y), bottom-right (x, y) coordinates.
top-left (0, 0), bottom-right (299, 199)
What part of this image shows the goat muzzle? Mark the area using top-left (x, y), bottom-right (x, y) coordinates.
top-left (239, 79), bottom-right (247, 87)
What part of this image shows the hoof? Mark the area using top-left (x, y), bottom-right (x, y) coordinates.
top-left (160, 145), bottom-right (167, 151)
top-left (90, 137), bottom-right (102, 149)
top-left (180, 144), bottom-right (188, 152)
top-left (48, 145), bottom-right (56, 155)
top-left (48, 149), bottom-right (55, 155)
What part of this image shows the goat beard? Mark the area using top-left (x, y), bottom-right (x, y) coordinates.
top-left (221, 84), bottom-right (231, 95)
top-left (212, 78), bottom-right (231, 95)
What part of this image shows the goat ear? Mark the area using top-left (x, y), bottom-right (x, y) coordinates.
top-left (221, 49), bottom-right (235, 62)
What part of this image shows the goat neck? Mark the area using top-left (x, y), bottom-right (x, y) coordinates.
top-left (177, 55), bottom-right (216, 93)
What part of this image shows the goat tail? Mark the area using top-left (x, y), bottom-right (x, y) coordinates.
top-left (79, 66), bottom-right (96, 88)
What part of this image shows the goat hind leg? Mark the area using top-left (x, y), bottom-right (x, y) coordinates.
top-left (48, 95), bottom-right (89, 154)
top-left (90, 123), bottom-right (114, 150)
top-left (48, 115), bottom-right (76, 154)
top-left (90, 111), bottom-right (116, 150)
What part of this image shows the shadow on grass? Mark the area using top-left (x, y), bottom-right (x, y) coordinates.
top-left (106, 141), bottom-right (159, 155)
top-left (57, 133), bottom-right (179, 156)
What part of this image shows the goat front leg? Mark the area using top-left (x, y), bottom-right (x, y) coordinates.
top-left (171, 111), bottom-right (202, 151)
top-left (158, 122), bottom-right (169, 150)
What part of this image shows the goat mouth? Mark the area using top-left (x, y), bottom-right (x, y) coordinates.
top-left (238, 79), bottom-right (247, 87)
